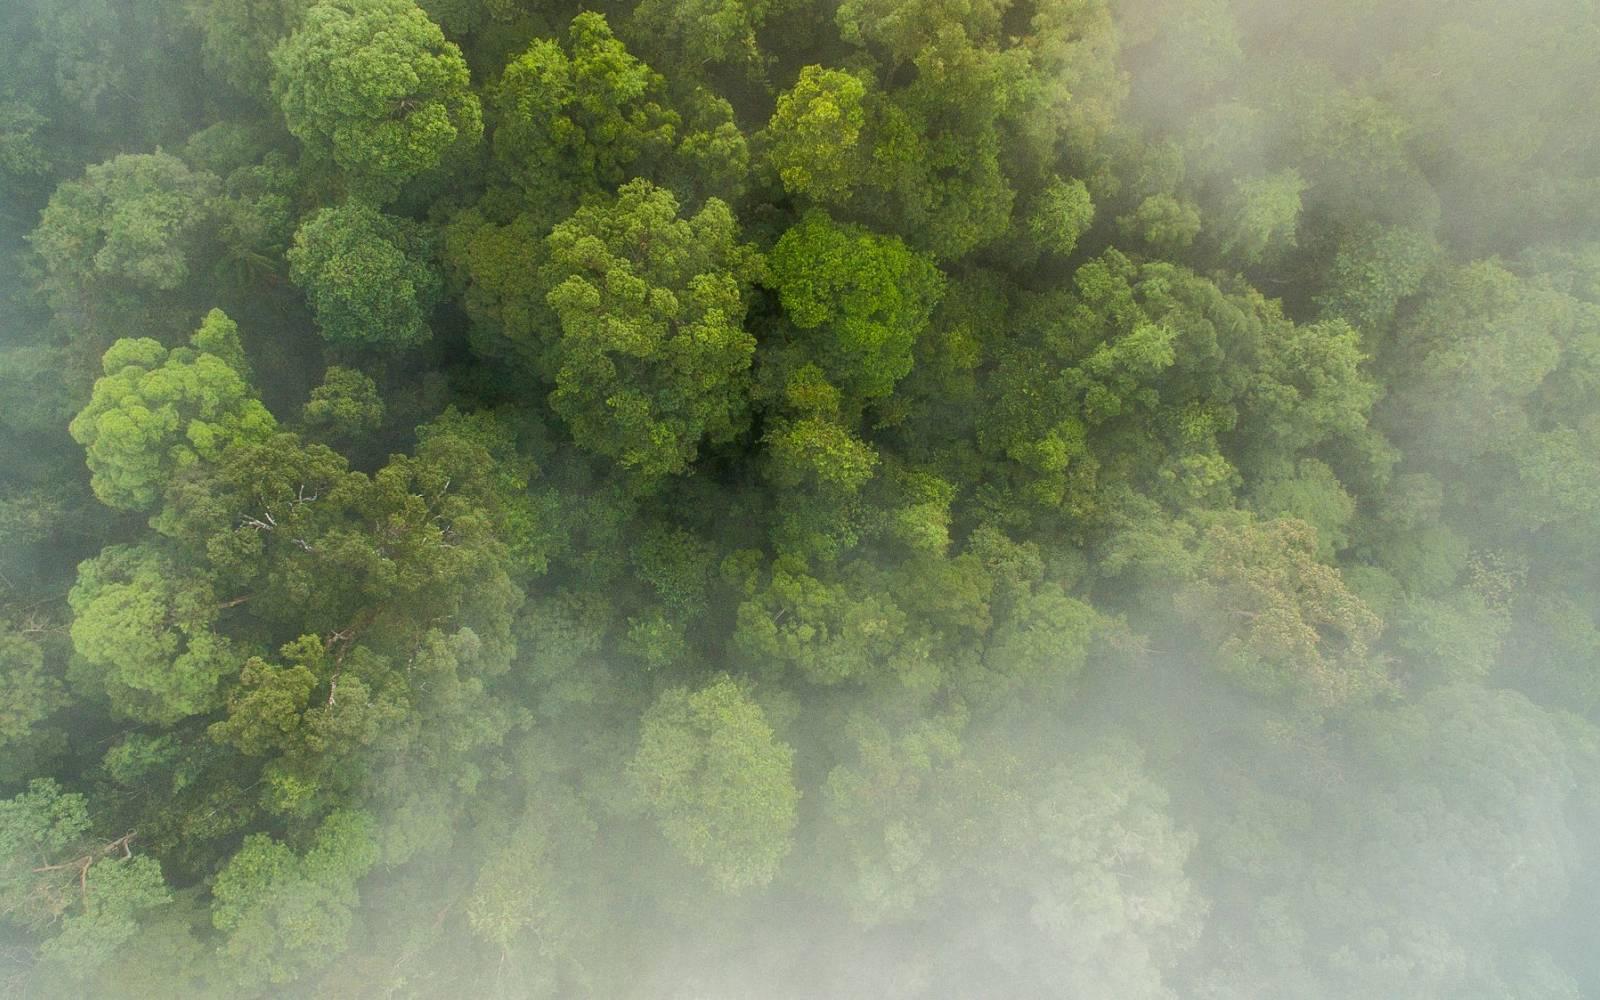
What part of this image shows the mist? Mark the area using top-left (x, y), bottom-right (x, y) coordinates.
top-left (2, 0), bottom-right (1598, 997)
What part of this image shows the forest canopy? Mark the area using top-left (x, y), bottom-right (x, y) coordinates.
top-left (2, 0), bottom-right (1599, 996)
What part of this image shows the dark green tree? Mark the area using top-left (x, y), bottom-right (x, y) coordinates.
top-left (286, 200), bottom-right (442, 348)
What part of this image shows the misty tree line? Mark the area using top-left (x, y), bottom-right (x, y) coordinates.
top-left (1, 0), bottom-right (1598, 996)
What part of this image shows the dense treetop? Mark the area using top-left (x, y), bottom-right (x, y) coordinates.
top-left (2, 0), bottom-right (1598, 996)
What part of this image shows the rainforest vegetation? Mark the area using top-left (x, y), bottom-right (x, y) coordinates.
top-left (2, 0), bottom-right (1599, 996)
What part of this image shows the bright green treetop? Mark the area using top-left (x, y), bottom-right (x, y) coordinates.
top-left (763, 66), bottom-right (869, 203)
top-left (68, 310), bottom-right (276, 511)
top-left (490, 13), bottom-right (676, 206)
top-left (67, 543), bottom-right (235, 724)
top-left (767, 210), bottom-right (944, 405)
top-left (538, 179), bottom-right (762, 481)
top-left (270, 0), bottom-right (481, 200)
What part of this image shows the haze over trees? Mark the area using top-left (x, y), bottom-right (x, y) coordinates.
top-left (2, 0), bottom-right (1599, 996)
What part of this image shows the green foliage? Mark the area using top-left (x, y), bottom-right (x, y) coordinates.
top-left (1118, 192), bottom-right (1202, 255)
top-left (210, 809), bottom-right (379, 986)
top-left (0, 100), bottom-right (52, 180)
top-left (301, 365), bottom-right (384, 437)
top-left (1315, 224), bottom-right (1438, 334)
top-left (764, 413), bottom-right (879, 493)
top-left (1179, 517), bottom-right (1388, 709)
top-left (1384, 260), bottom-right (1567, 460)
top-left (996, 739), bottom-right (1206, 996)
top-left (630, 0), bottom-right (788, 70)
top-left (287, 200), bottom-right (442, 347)
top-left (9, 0), bottom-right (1600, 994)
top-left (982, 583), bottom-right (1099, 691)
top-left (270, 0), bottom-right (481, 200)
top-left (38, 855), bottom-right (170, 979)
top-left (1247, 458), bottom-right (1356, 559)
top-left (29, 152), bottom-right (219, 325)
top-left (1215, 169), bottom-right (1305, 264)
top-left (767, 210), bottom-right (944, 404)
top-left (835, 0), bottom-right (1006, 67)
top-left (463, 801), bottom-right (588, 958)
top-left (188, 0), bottom-right (312, 98)
top-left (538, 179), bottom-right (762, 480)
top-left (729, 554), bottom-right (935, 687)
top-left (0, 633), bottom-right (66, 755)
top-left (67, 543), bottom-right (234, 723)
top-left (1025, 175), bottom-right (1095, 258)
top-left (0, 779), bottom-right (91, 928)
top-left (816, 708), bottom-right (966, 923)
top-left (68, 312), bottom-right (276, 510)
top-left (0, 778), bottom-right (168, 981)
top-left (490, 13), bottom-right (675, 206)
top-left (631, 676), bottom-right (799, 891)
top-left (763, 66), bottom-right (868, 202)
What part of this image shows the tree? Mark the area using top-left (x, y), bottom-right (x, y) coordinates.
top-left (463, 791), bottom-right (595, 970)
top-left (210, 809), bottom-right (380, 987)
top-left (762, 66), bottom-right (869, 203)
top-left (0, 778), bottom-right (170, 981)
top-left (300, 365), bottom-right (384, 439)
top-left (816, 707), bottom-right (967, 924)
top-left (1314, 224), bottom-right (1438, 335)
top-left (0, 632), bottom-right (66, 760)
top-left (286, 200), bottom-right (442, 348)
top-left (68, 311), bottom-right (277, 511)
top-left (835, 0), bottom-right (1007, 68)
top-left (187, 0), bottom-right (311, 99)
top-left (1246, 457), bottom-right (1356, 560)
top-left (763, 414), bottom-right (880, 495)
top-left (629, 0), bottom-right (787, 71)
top-left (37, 854), bottom-right (170, 980)
top-left (12, 0), bottom-right (1600, 993)
top-left (150, 430), bottom-right (358, 622)
top-left (538, 179), bottom-right (762, 480)
top-left (1004, 736), bottom-right (1203, 992)
top-left (1235, 316), bottom-right (1376, 459)
top-left (980, 583), bottom-right (1099, 695)
top-left (766, 209), bottom-right (944, 406)
top-left (1382, 260), bottom-right (1567, 461)
top-left (29, 152), bottom-right (219, 324)
top-left (489, 13), bottom-right (676, 211)
top-left (1214, 169), bottom-right (1305, 265)
top-left (67, 543), bottom-right (234, 724)
top-left (1178, 517), bottom-right (1389, 710)
top-left (1023, 175), bottom-right (1095, 259)
top-left (270, 0), bottom-right (481, 200)
top-left (0, 99), bottom-right (51, 182)
top-left (728, 553), bottom-right (937, 687)
top-left (1117, 193), bottom-right (1202, 256)
top-left (0, 778), bottom-right (92, 929)
top-left (631, 676), bottom-right (799, 891)
top-left (208, 636), bottom-right (409, 816)
top-left (855, 41), bottom-right (1021, 259)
